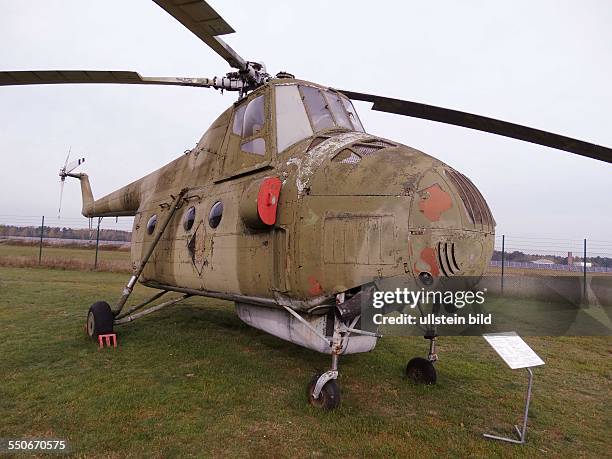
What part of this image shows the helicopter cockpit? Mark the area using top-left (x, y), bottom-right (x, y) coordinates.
top-left (273, 83), bottom-right (364, 154)
top-left (220, 82), bottom-right (366, 178)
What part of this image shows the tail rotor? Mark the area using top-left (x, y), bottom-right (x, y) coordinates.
top-left (58, 148), bottom-right (85, 218)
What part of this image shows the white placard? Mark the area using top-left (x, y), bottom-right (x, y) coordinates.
top-left (483, 332), bottom-right (545, 369)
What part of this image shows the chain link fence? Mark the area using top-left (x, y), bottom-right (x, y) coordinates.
top-left (0, 214), bottom-right (134, 271)
top-left (1, 217), bottom-right (611, 306)
top-left (488, 234), bottom-right (612, 307)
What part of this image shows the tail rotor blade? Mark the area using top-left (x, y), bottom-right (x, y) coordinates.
top-left (63, 147), bottom-right (71, 170)
top-left (66, 157), bottom-right (85, 174)
top-left (58, 180), bottom-right (65, 219)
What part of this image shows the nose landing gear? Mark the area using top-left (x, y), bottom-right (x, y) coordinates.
top-left (406, 334), bottom-right (438, 385)
top-left (308, 314), bottom-right (343, 410)
top-left (308, 357), bottom-right (341, 410)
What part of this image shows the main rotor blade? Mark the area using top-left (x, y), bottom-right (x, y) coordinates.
top-left (338, 90), bottom-right (612, 164)
top-left (152, 0), bottom-right (247, 70)
top-left (0, 70), bottom-right (234, 89)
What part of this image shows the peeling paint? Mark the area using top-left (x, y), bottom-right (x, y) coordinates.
top-left (286, 132), bottom-right (370, 196)
top-left (413, 247), bottom-right (440, 277)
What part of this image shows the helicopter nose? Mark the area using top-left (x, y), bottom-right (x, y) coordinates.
top-left (408, 166), bottom-right (495, 279)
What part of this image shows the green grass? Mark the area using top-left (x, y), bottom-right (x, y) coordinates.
top-left (0, 266), bottom-right (610, 457)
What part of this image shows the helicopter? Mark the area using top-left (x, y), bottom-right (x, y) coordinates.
top-left (2, 0), bottom-right (611, 410)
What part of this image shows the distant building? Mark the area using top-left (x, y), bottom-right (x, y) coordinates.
top-left (573, 261), bottom-right (592, 268)
top-left (531, 259), bottom-right (555, 265)
top-left (568, 252), bottom-right (592, 267)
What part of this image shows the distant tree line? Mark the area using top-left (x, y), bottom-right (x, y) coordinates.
top-left (0, 225), bottom-right (131, 242)
top-left (491, 250), bottom-right (612, 268)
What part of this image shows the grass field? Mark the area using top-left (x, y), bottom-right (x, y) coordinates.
top-left (1, 264), bottom-right (610, 458)
top-left (0, 243), bottom-right (131, 272)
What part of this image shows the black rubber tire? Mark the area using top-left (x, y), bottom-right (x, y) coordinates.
top-left (307, 373), bottom-right (341, 410)
top-left (406, 357), bottom-right (437, 385)
top-left (86, 301), bottom-right (114, 340)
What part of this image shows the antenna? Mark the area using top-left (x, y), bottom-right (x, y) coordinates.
top-left (58, 148), bottom-right (85, 218)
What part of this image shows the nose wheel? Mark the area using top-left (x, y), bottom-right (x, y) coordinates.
top-left (406, 357), bottom-right (437, 384)
top-left (406, 335), bottom-right (438, 384)
top-left (307, 372), bottom-right (341, 410)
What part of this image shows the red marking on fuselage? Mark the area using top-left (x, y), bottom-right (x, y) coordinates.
top-left (418, 183), bottom-right (452, 221)
top-left (413, 247), bottom-right (440, 277)
top-left (308, 276), bottom-right (323, 296)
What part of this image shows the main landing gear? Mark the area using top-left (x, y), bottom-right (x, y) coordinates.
top-left (83, 189), bottom-right (188, 342)
top-left (86, 301), bottom-right (114, 339)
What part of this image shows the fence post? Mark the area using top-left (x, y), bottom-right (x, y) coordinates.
top-left (94, 217), bottom-right (102, 269)
top-left (500, 234), bottom-right (505, 295)
top-left (38, 215), bottom-right (45, 265)
top-left (583, 238), bottom-right (587, 304)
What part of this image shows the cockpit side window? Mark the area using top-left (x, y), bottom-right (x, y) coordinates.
top-left (230, 94), bottom-right (267, 157)
top-left (341, 97), bottom-right (364, 132)
top-left (242, 95), bottom-right (265, 138)
top-left (324, 91), bottom-right (353, 130)
top-left (300, 85), bottom-right (335, 131)
top-left (220, 90), bottom-right (270, 179)
top-left (232, 103), bottom-right (246, 135)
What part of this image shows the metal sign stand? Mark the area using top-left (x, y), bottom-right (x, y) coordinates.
top-left (483, 367), bottom-right (534, 444)
top-left (482, 332), bottom-right (544, 445)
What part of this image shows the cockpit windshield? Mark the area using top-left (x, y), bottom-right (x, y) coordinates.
top-left (275, 84), bottom-right (364, 153)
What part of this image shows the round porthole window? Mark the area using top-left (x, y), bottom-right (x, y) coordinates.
top-left (183, 206), bottom-right (196, 231)
top-left (208, 201), bottom-right (223, 229)
top-left (146, 214), bottom-right (158, 235)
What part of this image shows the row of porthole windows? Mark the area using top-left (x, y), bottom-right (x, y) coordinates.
top-left (146, 201), bottom-right (224, 235)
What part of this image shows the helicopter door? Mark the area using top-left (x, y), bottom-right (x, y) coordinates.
top-left (216, 91), bottom-right (272, 181)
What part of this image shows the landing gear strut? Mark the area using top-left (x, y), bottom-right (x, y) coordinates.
top-left (305, 292), bottom-right (382, 410)
top-left (83, 189), bottom-right (187, 340)
top-left (307, 353), bottom-right (341, 410)
top-left (308, 314), bottom-right (343, 410)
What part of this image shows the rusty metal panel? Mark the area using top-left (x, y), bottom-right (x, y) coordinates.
top-left (367, 217), bottom-right (381, 264)
top-left (323, 215), bottom-right (395, 265)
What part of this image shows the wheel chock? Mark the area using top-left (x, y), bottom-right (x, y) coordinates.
top-left (98, 333), bottom-right (117, 349)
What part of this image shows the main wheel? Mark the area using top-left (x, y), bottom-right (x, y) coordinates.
top-left (406, 357), bottom-right (437, 384)
top-left (86, 301), bottom-right (114, 340)
top-left (307, 373), bottom-right (341, 410)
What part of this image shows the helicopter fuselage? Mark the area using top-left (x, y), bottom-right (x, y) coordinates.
top-left (76, 78), bottom-right (495, 313)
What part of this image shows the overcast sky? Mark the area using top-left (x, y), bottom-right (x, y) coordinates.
top-left (1, 0), bottom-right (611, 248)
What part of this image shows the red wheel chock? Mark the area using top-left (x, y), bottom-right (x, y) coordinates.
top-left (98, 333), bottom-right (117, 349)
